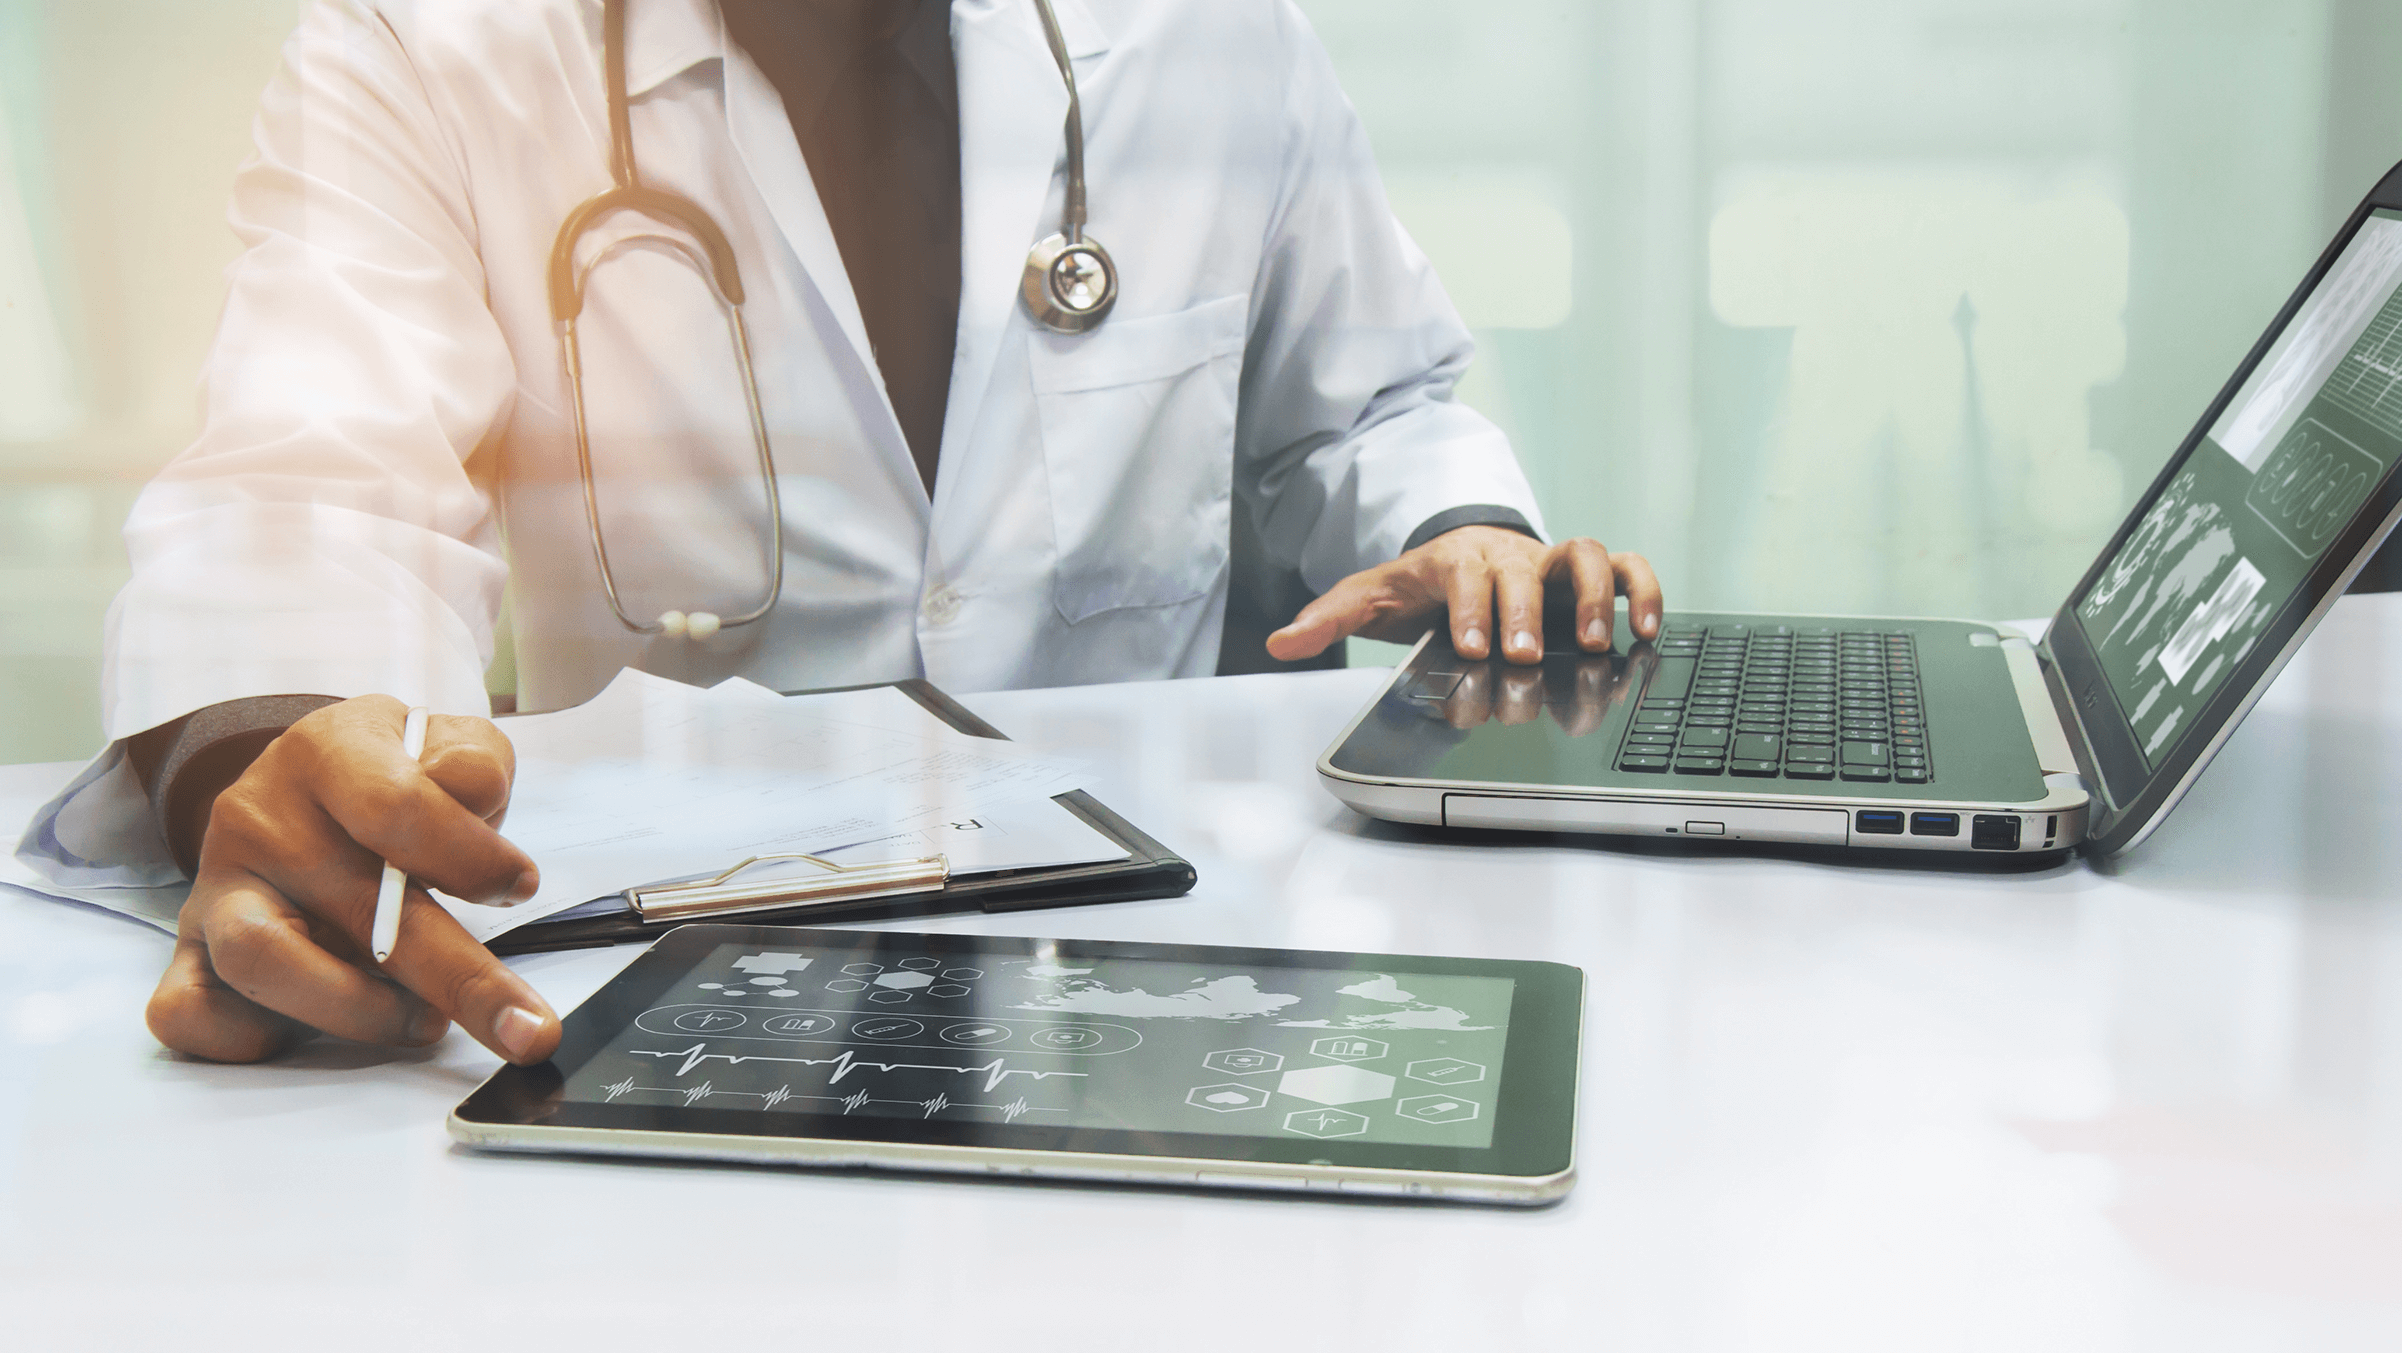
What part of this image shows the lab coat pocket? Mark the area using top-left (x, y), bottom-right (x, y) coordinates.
top-left (1029, 294), bottom-right (1248, 624)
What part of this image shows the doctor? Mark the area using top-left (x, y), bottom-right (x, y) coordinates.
top-left (26, 0), bottom-right (1661, 1068)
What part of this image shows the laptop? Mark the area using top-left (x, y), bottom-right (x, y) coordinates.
top-left (1319, 161), bottom-right (2402, 859)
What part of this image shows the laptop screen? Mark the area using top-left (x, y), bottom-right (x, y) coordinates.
top-left (2074, 207), bottom-right (2402, 768)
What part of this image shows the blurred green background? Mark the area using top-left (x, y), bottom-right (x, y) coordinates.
top-left (5, 0), bottom-right (2401, 762)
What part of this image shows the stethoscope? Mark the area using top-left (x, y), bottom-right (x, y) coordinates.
top-left (551, 0), bottom-right (1116, 640)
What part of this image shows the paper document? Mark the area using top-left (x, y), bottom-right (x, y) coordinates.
top-left (442, 671), bottom-right (1099, 942)
top-left (1, 762), bottom-right (184, 935)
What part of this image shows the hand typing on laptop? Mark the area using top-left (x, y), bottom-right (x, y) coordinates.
top-left (1266, 528), bottom-right (1663, 665)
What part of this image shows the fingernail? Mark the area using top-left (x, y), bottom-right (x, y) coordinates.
top-left (1462, 627), bottom-right (1485, 653)
top-left (1510, 630), bottom-right (1537, 655)
top-left (494, 1006), bottom-right (547, 1063)
top-left (506, 870), bottom-right (539, 905)
top-left (406, 1006), bottom-right (449, 1044)
top-left (1584, 618), bottom-right (1607, 645)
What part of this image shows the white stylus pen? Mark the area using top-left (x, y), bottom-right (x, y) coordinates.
top-left (370, 705), bottom-right (430, 964)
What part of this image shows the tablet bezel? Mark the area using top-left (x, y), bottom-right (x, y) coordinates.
top-left (454, 924), bottom-right (1581, 1188)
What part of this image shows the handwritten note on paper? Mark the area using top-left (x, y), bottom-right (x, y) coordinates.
top-left (436, 672), bottom-right (1094, 942)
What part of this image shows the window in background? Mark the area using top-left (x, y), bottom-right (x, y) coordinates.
top-left (0, 1), bottom-right (294, 765)
top-left (1314, 0), bottom-right (2396, 662)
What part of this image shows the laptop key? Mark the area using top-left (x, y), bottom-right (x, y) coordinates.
top-left (1841, 765), bottom-right (1892, 782)
top-left (1785, 746), bottom-right (1834, 763)
top-left (1841, 741), bottom-right (1889, 766)
top-left (1896, 769), bottom-right (1931, 783)
top-left (1732, 733), bottom-right (1780, 761)
top-left (1784, 762), bottom-right (1836, 779)
top-left (1620, 755), bottom-right (1671, 772)
top-left (1682, 728), bottom-right (1730, 749)
top-left (1674, 759), bottom-right (1725, 775)
top-left (1729, 760), bottom-right (1780, 777)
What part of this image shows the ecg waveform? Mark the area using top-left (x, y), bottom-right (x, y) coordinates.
top-left (628, 1041), bottom-right (1092, 1093)
top-left (596, 1074), bottom-right (1060, 1122)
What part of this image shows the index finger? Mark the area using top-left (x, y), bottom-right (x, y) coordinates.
top-left (381, 886), bottom-right (561, 1065)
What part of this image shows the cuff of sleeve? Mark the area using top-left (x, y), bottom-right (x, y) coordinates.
top-left (149, 694), bottom-right (342, 874)
top-left (1403, 505), bottom-right (1543, 555)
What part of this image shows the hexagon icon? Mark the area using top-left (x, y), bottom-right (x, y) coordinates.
top-left (1284, 1107), bottom-right (1370, 1139)
top-left (940, 968), bottom-right (984, 980)
top-left (927, 983), bottom-right (971, 998)
top-left (1395, 1094), bottom-right (1480, 1125)
top-left (823, 979), bottom-right (868, 993)
top-left (1185, 1083), bottom-right (1271, 1113)
top-left (873, 971), bottom-right (935, 991)
top-left (1404, 1057), bottom-right (1486, 1087)
top-left (1309, 1036), bottom-right (1389, 1063)
top-left (868, 989), bottom-right (914, 1004)
top-left (840, 963), bottom-right (883, 977)
top-left (1276, 1064), bottom-right (1395, 1106)
top-left (897, 957), bottom-right (942, 970)
top-left (1202, 1048), bottom-right (1284, 1077)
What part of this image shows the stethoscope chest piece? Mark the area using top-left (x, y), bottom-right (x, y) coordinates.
top-left (1023, 232), bottom-right (1117, 333)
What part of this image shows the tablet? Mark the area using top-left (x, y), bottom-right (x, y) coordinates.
top-left (450, 924), bottom-right (1582, 1204)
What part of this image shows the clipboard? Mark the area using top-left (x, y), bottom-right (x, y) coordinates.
top-left (486, 679), bottom-right (1197, 955)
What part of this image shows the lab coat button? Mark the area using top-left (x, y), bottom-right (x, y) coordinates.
top-left (922, 585), bottom-right (962, 626)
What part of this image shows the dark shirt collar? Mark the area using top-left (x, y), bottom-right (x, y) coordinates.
top-left (730, 1), bottom-right (954, 141)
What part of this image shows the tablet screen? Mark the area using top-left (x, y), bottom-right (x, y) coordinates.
top-left (555, 938), bottom-right (1517, 1149)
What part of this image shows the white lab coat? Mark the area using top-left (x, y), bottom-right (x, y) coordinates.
top-left (25, 0), bottom-right (1542, 882)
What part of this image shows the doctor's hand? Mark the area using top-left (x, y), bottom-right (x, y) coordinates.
top-left (145, 696), bottom-right (561, 1067)
top-left (1264, 527), bottom-right (1663, 665)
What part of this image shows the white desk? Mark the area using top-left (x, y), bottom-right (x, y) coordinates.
top-left (6, 599), bottom-right (2401, 1351)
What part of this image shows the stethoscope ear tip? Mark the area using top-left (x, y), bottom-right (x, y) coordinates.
top-left (655, 610), bottom-right (721, 639)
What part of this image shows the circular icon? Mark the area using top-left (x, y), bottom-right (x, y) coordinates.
top-left (760, 1014), bottom-right (837, 1038)
top-left (938, 1023), bottom-right (1013, 1047)
top-left (672, 1009), bottom-right (747, 1033)
top-left (848, 1017), bottom-right (924, 1042)
top-left (1029, 1026), bottom-right (1103, 1050)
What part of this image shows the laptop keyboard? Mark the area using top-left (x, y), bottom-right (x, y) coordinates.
top-left (1615, 624), bottom-right (1932, 783)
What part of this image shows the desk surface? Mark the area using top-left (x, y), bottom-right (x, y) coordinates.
top-left (5, 601), bottom-right (2401, 1351)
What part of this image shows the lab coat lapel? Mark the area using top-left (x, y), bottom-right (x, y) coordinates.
top-left (620, 0), bottom-right (717, 94)
top-left (941, 0), bottom-right (1108, 493)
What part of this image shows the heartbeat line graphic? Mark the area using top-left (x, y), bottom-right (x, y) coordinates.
top-left (597, 1075), bottom-right (1061, 1121)
top-left (627, 1042), bottom-right (1091, 1093)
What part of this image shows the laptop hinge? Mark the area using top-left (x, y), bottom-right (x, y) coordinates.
top-left (1998, 632), bottom-right (2082, 776)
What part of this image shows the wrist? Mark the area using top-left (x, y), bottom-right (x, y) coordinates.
top-left (138, 694), bottom-right (343, 875)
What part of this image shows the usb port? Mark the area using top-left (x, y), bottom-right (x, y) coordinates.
top-left (1856, 810), bottom-right (1904, 835)
top-left (1910, 812), bottom-right (1960, 837)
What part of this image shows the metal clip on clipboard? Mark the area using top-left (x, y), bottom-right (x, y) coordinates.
top-left (628, 852), bottom-right (951, 923)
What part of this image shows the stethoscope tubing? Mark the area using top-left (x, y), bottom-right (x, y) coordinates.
top-left (553, 0), bottom-right (1105, 639)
